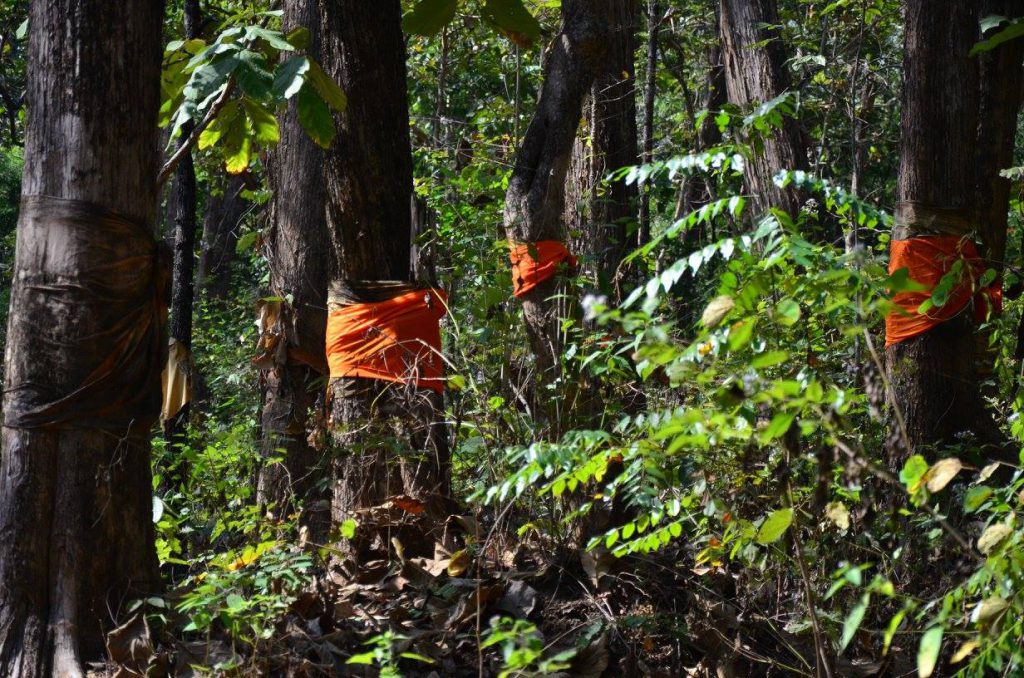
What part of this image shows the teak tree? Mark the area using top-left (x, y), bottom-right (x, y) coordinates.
top-left (256, 0), bottom-right (330, 527)
top-left (885, 0), bottom-right (1023, 461)
top-left (719, 0), bottom-right (807, 219)
top-left (565, 0), bottom-right (639, 299)
top-left (321, 0), bottom-right (450, 560)
top-left (0, 0), bottom-right (165, 675)
top-left (504, 0), bottom-right (610, 392)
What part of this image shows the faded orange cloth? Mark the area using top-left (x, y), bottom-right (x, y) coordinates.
top-left (885, 236), bottom-right (1001, 347)
top-left (509, 240), bottom-right (578, 297)
top-left (326, 288), bottom-right (447, 393)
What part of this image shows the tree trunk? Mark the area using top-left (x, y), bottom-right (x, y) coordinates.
top-left (321, 0), bottom-right (450, 561)
top-left (255, 0), bottom-right (330, 528)
top-left (197, 173), bottom-right (248, 300)
top-left (0, 0), bottom-right (164, 675)
top-left (504, 0), bottom-right (610, 388)
top-left (638, 0), bottom-right (658, 246)
top-left (884, 1), bottom-right (1019, 462)
top-left (165, 0), bottom-right (202, 441)
top-left (719, 0), bottom-right (807, 219)
top-left (566, 0), bottom-right (639, 300)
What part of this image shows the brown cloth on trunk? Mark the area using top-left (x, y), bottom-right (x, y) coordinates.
top-left (3, 195), bottom-right (169, 431)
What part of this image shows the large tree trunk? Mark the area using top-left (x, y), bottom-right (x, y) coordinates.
top-left (0, 0), bottom-right (164, 675)
top-left (719, 0), bottom-right (807, 219)
top-left (565, 0), bottom-right (639, 300)
top-left (884, 1), bottom-right (1020, 462)
top-left (504, 0), bottom-right (609, 392)
top-left (321, 0), bottom-right (450, 561)
top-left (197, 173), bottom-right (248, 300)
top-left (256, 0), bottom-right (330, 528)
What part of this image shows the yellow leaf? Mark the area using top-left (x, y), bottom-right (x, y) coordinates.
top-left (925, 458), bottom-right (962, 493)
top-left (951, 640), bottom-right (979, 664)
top-left (447, 549), bottom-right (471, 577)
top-left (977, 523), bottom-right (1012, 555)
top-left (701, 295), bottom-right (734, 328)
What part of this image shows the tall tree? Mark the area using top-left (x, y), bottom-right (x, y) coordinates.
top-left (504, 0), bottom-right (609, 384)
top-left (256, 0), bottom-right (330, 524)
top-left (321, 0), bottom-right (450, 559)
top-left (565, 0), bottom-right (639, 299)
top-left (0, 0), bottom-right (164, 674)
top-left (165, 0), bottom-right (203, 440)
top-left (885, 1), bottom-right (1022, 460)
top-left (719, 0), bottom-right (807, 219)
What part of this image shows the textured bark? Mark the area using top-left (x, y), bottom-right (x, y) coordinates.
top-left (719, 0), bottom-right (807, 219)
top-left (565, 0), bottom-right (639, 298)
top-left (165, 0), bottom-right (202, 441)
top-left (321, 0), bottom-right (449, 559)
top-left (504, 0), bottom-right (610, 384)
top-left (0, 0), bottom-right (164, 675)
top-left (256, 0), bottom-right (330, 525)
top-left (884, 1), bottom-right (1018, 462)
top-left (197, 173), bottom-right (248, 300)
top-left (638, 0), bottom-right (658, 245)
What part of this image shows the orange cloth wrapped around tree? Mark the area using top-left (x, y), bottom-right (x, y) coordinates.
top-left (326, 288), bottom-right (448, 393)
top-left (885, 236), bottom-right (1001, 347)
top-left (509, 240), bottom-right (578, 297)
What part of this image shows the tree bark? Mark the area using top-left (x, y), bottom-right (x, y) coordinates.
top-left (0, 0), bottom-right (164, 675)
top-left (321, 0), bottom-right (450, 560)
top-left (256, 0), bottom-right (330, 527)
top-left (197, 173), bottom-right (248, 300)
top-left (165, 0), bottom-right (202, 441)
top-left (638, 0), bottom-right (658, 246)
top-left (565, 0), bottom-right (639, 300)
top-left (504, 0), bottom-right (610, 387)
top-left (719, 0), bottom-right (807, 219)
top-left (884, 1), bottom-right (1019, 462)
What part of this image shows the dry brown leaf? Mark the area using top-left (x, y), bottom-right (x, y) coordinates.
top-left (925, 458), bottom-right (962, 492)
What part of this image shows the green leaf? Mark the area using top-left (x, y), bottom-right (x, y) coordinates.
top-left (403, 0), bottom-right (459, 36)
top-left (899, 455), bottom-right (929, 492)
top-left (221, 108), bottom-right (252, 174)
top-left (840, 593), bottom-right (870, 653)
top-left (242, 98), bottom-right (280, 145)
top-left (347, 651), bottom-right (377, 665)
top-left (225, 593), bottom-right (246, 612)
top-left (917, 626), bottom-right (943, 677)
top-left (236, 231), bottom-right (258, 254)
top-left (751, 350), bottom-right (788, 369)
top-left (197, 100), bottom-right (239, 150)
top-left (775, 298), bottom-right (801, 326)
top-left (340, 518), bottom-right (358, 540)
top-left (296, 82), bottom-right (335, 147)
top-left (882, 608), bottom-right (906, 656)
top-left (727, 320), bottom-right (755, 351)
top-left (963, 485), bottom-right (993, 512)
top-left (235, 50), bottom-right (275, 99)
top-left (15, 19), bottom-right (28, 40)
top-left (272, 55), bottom-right (310, 99)
top-left (246, 26), bottom-right (296, 51)
top-left (971, 19), bottom-right (1024, 55)
top-left (306, 61), bottom-right (347, 111)
top-left (763, 412), bottom-right (795, 441)
top-left (481, 0), bottom-right (542, 46)
top-left (285, 27), bottom-right (311, 50)
top-left (756, 508), bottom-right (793, 544)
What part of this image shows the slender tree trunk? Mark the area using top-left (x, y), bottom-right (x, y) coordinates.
top-left (638, 0), bottom-right (658, 246)
top-left (0, 0), bottom-right (164, 675)
top-left (197, 173), bottom-right (248, 300)
top-left (884, 1), bottom-right (1019, 462)
top-left (321, 0), bottom-right (450, 560)
top-left (255, 0), bottom-right (330, 527)
top-left (566, 0), bottom-right (639, 300)
top-left (165, 0), bottom-right (202, 441)
top-left (719, 0), bottom-right (807, 219)
top-left (504, 0), bottom-right (610, 391)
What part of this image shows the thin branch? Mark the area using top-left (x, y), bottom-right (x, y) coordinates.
top-left (157, 77), bottom-right (236, 188)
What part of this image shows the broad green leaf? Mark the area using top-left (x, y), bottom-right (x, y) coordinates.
top-left (306, 61), bottom-right (347, 111)
top-left (971, 19), bottom-right (1024, 55)
top-left (756, 508), bottom-right (793, 544)
top-left (242, 98), bottom-right (280, 145)
top-left (775, 298), bottom-right (801, 326)
top-left (220, 107), bottom-right (252, 173)
top-left (403, 0), bottom-right (459, 36)
top-left (272, 55), bottom-right (310, 99)
top-left (763, 412), bottom-right (795, 441)
top-left (727, 320), bottom-right (755, 351)
top-left (963, 485), bottom-right (992, 512)
top-left (917, 626), bottom-right (942, 677)
top-left (285, 27), bottom-right (311, 50)
top-left (340, 518), bottom-right (358, 539)
top-left (236, 231), bottom-right (258, 254)
top-left (481, 0), bottom-right (542, 46)
top-left (751, 350), bottom-right (788, 369)
top-left (246, 26), bottom-right (295, 51)
top-left (296, 82), bottom-right (335, 147)
top-left (882, 608), bottom-right (905, 655)
top-left (225, 593), bottom-right (246, 611)
top-left (899, 455), bottom-right (928, 492)
top-left (197, 100), bottom-right (239, 150)
top-left (840, 592), bottom-right (869, 652)
top-left (235, 50), bottom-right (274, 99)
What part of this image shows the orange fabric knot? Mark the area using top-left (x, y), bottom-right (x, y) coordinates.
top-left (509, 240), bottom-right (578, 297)
top-left (326, 288), bottom-right (448, 393)
top-left (885, 236), bottom-right (1000, 347)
